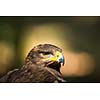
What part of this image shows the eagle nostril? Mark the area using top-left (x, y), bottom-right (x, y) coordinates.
top-left (57, 55), bottom-right (59, 57)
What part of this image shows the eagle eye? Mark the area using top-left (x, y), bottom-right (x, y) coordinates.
top-left (40, 52), bottom-right (50, 55)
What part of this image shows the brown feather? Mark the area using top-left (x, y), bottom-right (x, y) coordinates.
top-left (0, 44), bottom-right (66, 83)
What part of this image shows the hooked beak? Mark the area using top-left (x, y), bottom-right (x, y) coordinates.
top-left (57, 52), bottom-right (65, 66)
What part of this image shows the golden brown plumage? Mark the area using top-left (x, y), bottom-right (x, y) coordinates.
top-left (0, 44), bottom-right (66, 83)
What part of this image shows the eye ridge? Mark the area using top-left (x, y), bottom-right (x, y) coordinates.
top-left (39, 51), bottom-right (51, 55)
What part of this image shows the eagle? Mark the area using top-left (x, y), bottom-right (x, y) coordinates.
top-left (0, 44), bottom-right (66, 83)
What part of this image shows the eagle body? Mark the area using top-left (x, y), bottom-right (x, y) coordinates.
top-left (0, 44), bottom-right (66, 83)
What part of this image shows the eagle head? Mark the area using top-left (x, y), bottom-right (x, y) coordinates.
top-left (25, 44), bottom-right (65, 72)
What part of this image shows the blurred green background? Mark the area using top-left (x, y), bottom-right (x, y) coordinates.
top-left (0, 16), bottom-right (100, 82)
